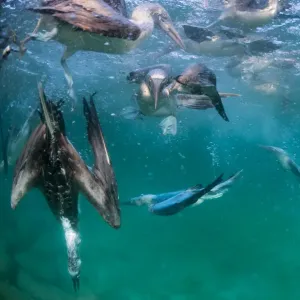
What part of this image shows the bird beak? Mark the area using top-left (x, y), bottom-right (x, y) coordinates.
top-left (151, 78), bottom-right (163, 110)
top-left (159, 21), bottom-right (185, 49)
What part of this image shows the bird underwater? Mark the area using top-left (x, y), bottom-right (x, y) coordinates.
top-left (16, 0), bottom-right (185, 106)
top-left (2, 0), bottom-right (300, 296)
top-left (259, 145), bottom-right (300, 180)
top-left (122, 63), bottom-right (241, 135)
top-left (11, 84), bottom-right (120, 291)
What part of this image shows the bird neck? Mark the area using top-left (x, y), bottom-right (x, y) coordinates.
top-left (130, 4), bottom-right (155, 40)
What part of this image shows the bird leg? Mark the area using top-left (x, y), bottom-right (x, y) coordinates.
top-left (19, 17), bottom-right (54, 55)
top-left (60, 48), bottom-right (77, 109)
top-left (29, 27), bottom-right (58, 42)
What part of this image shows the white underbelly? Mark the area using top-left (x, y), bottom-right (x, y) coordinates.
top-left (235, 9), bottom-right (278, 27)
top-left (185, 39), bottom-right (245, 57)
top-left (137, 94), bottom-right (177, 117)
top-left (41, 16), bottom-right (143, 54)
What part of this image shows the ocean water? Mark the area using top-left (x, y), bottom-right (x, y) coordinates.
top-left (1, 0), bottom-right (300, 299)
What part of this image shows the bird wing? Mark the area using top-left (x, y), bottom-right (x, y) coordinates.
top-left (11, 123), bottom-right (46, 209)
top-left (30, 0), bottom-right (141, 40)
top-left (68, 94), bottom-right (120, 228)
top-left (82, 94), bottom-right (115, 180)
top-left (176, 64), bottom-right (217, 91)
top-left (183, 25), bottom-right (215, 43)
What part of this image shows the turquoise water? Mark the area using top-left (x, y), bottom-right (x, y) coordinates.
top-left (2, 0), bottom-right (300, 299)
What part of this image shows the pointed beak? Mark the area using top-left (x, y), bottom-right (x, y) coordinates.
top-left (148, 78), bottom-right (164, 110)
top-left (153, 79), bottom-right (161, 109)
top-left (160, 21), bottom-right (185, 49)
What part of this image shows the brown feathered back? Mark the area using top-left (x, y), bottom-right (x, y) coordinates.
top-left (29, 0), bottom-right (141, 40)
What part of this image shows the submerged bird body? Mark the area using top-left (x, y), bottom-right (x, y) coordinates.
top-left (213, 0), bottom-right (282, 29)
top-left (22, 1), bottom-right (184, 104)
top-left (157, 24), bottom-right (280, 60)
top-left (127, 65), bottom-right (175, 116)
top-left (125, 64), bottom-right (178, 135)
top-left (32, 10), bottom-right (146, 55)
top-left (260, 145), bottom-right (300, 178)
top-left (11, 86), bottom-right (120, 290)
top-left (127, 64), bottom-right (208, 118)
top-left (184, 24), bottom-right (280, 55)
top-left (226, 54), bottom-right (295, 96)
top-left (123, 64), bottom-right (240, 135)
top-left (183, 37), bottom-right (246, 57)
top-left (182, 25), bottom-right (248, 57)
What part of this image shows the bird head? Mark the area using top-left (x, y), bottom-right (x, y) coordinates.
top-left (145, 68), bottom-right (169, 109)
top-left (151, 4), bottom-right (185, 49)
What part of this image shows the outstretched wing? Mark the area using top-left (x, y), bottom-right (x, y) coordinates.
top-left (11, 123), bottom-right (46, 209)
top-left (205, 87), bottom-right (229, 122)
top-left (183, 25), bottom-right (215, 43)
top-left (70, 94), bottom-right (120, 228)
top-left (30, 0), bottom-right (141, 40)
top-left (83, 94), bottom-right (114, 178)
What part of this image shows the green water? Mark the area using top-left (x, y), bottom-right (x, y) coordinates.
top-left (2, 0), bottom-right (300, 299)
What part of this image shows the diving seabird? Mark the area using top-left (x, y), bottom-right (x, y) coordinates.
top-left (125, 64), bottom-right (179, 135)
top-left (11, 85), bottom-right (120, 290)
top-left (155, 24), bottom-right (281, 60)
top-left (19, 0), bottom-right (184, 106)
top-left (124, 64), bottom-right (239, 135)
top-left (259, 145), bottom-right (300, 179)
top-left (208, 0), bottom-right (285, 29)
top-left (225, 54), bottom-right (295, 96)
top-left (182, 25), bottom-right (280, 56)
